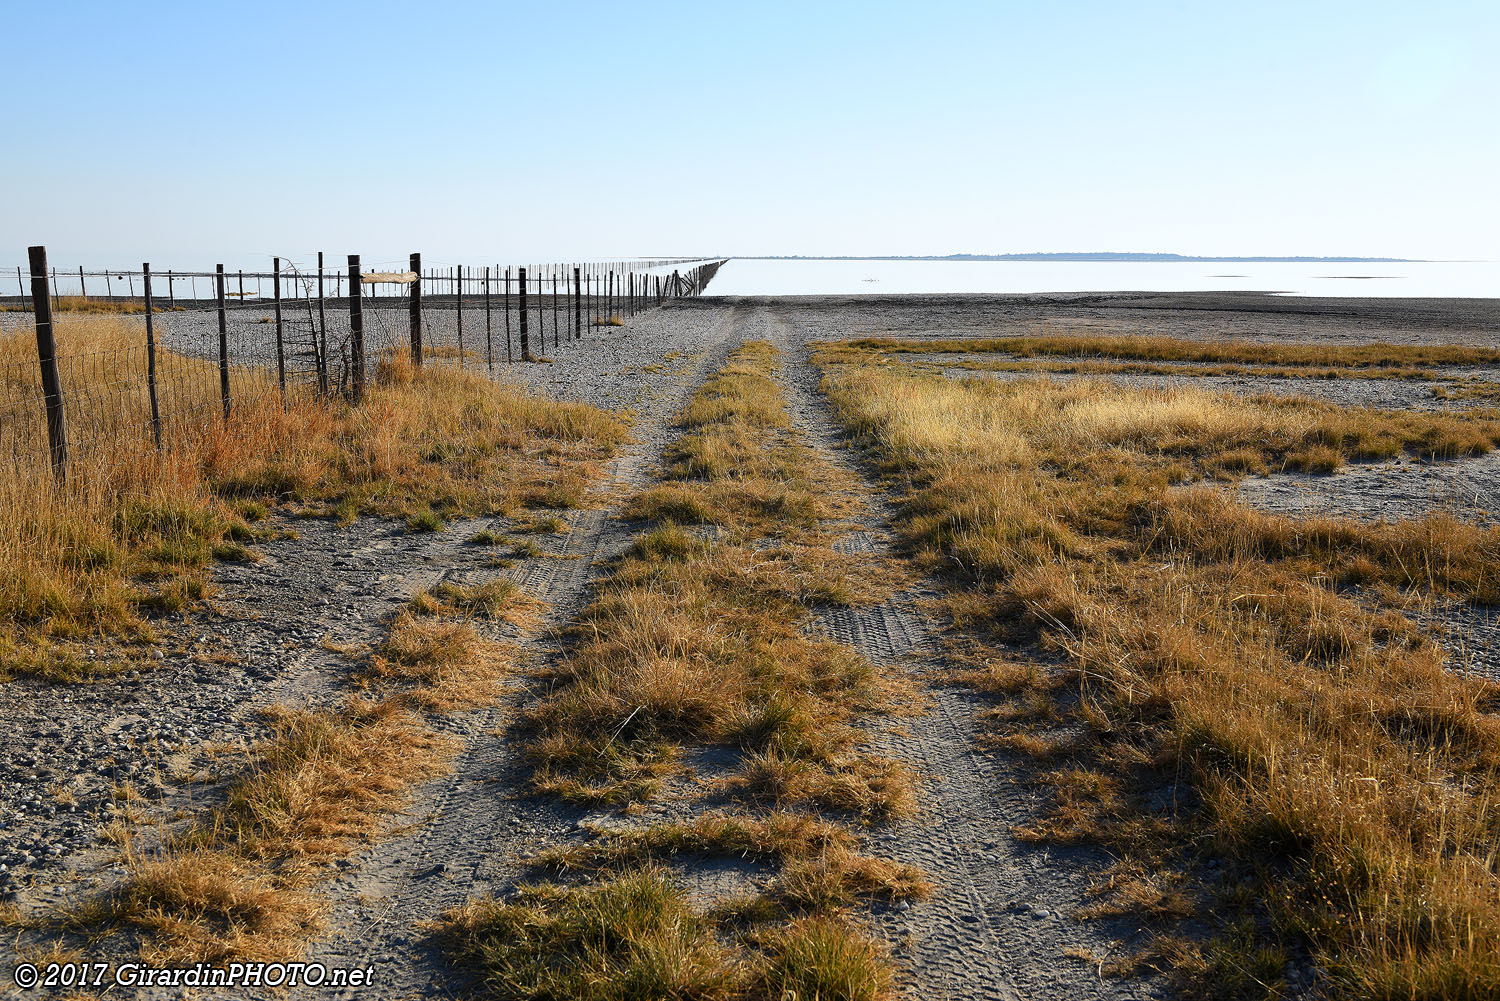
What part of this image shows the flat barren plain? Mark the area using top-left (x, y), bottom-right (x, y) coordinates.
top-left (4, 291), bottom-right (1498, 1001)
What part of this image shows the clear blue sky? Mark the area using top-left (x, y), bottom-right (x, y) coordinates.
top-left (7, 0), bottom-right (1497, 269)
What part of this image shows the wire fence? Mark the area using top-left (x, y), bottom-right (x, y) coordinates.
top-left (2, 248), bottom-right (726, 483)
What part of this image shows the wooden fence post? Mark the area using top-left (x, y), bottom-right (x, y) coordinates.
top-left (167, 269), bottom-right (174, 308)
top-left (409, 251), bottom-right (423, 367)
top-left (216, 264), bottom-right (231, 421)
top-left (27, 247), bottom-right (68, 480)
top-left (456, 264), bottom-right (465, 368)
top-left (348, 255), bottom-right (365, 401)
top-left (484, 265), bottom-right (494, 374)
top-left (573, 266), bottom-right (582, 340)
top-left (317, 252), bottom-right (329, 394)
top-left (552, 269), bottom-right (560, 350)
top-left (272, 256), bottom-right (286, 397)
top-left (518, 266), bottom-right (530, 361)
top-left (142, 263), bottom-right (162, 450)
top-left (504, 266), bottom-right (513, 363)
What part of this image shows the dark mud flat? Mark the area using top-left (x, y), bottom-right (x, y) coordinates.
top-left (712, 291), bottom-right (1500, 348)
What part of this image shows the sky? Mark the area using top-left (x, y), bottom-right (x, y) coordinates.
top-left (5, 0), bottom-right (1499, 270)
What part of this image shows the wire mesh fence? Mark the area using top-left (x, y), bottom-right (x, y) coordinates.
top-left (2, 249), bottom-right (726, 484)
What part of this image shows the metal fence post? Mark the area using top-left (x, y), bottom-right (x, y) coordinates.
top-left (216, 264), bottom-right (231, 421)
top-left (409, 251), bottom-right (423, 367)
top-left (348, 255), bottom-right (365, 401)
top-left (272, 256), bottom-right (286, 398)
top-left (142, 263), bottom-right (162, 450)
top-left (27, 246), bottom-right (67, 480)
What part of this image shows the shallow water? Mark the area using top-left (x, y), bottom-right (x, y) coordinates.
top-left (704, 258), bottom-right (1500, 298)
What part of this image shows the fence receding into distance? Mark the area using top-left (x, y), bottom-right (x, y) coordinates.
top-left (3, 248), bottom-right (726, 482)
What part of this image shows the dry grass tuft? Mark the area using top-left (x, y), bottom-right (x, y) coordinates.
top-left (96, 698), bottom-right (453, 962)
top-left (411, 578), bottom-right (544, 628)
top-left (750, 916), bottom-right (894, 1001)
top-left (360, 611), bottom-right (510, 712)
top-left (440, 870), bottom-right (899, 1001)
top-left (440, 869), bottom-right (743, 1001)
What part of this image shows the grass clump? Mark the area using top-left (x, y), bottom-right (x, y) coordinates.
top-left (93, 698), bottom-right (452, 962)
top-left (410, 578), bottom-right (540, 626)
top-left (405, 508), bottom-right (445, 533)
top-left (537, 812), bottom-right (926, 907)
top-left (442, 870), bottom-right (742, 1001)
top-left (441, 871), bottom-right (900, 1001)
top-left (752, 917), bottom-right (893, 1001)
top-left (360, 611), bottom-right (510, 712)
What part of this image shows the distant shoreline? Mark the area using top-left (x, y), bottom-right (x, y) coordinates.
top-left (738, 253), bottom-right (1420, 263)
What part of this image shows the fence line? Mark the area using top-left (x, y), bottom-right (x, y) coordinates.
top-left (1, 246), bottom-right (726, 483)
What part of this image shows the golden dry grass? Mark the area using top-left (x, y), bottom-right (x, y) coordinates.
top-left (818, 342), bottom-right (1500, 1000)
top-left (0, 315), bottom-right (624, 683)
top-left (72, 698), bottom-right (454, 962)
top-left (5, 313), bottom-right (611, 962)
top-left (846, 331), bottom-right (1500, 369)
top-left (0, 296), bottom-right (187, 315)
top-left (53, 567), bottom-right (526, 962)
top-left (443, 343), bottom-right (912, 998)
top-left (527, 343), bottom-right (909, 813)
top-left (439, 869), bottom-right (896, 1001)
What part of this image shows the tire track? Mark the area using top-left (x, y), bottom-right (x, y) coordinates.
top-left (762, 304), bottom-right (1168, 1001)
